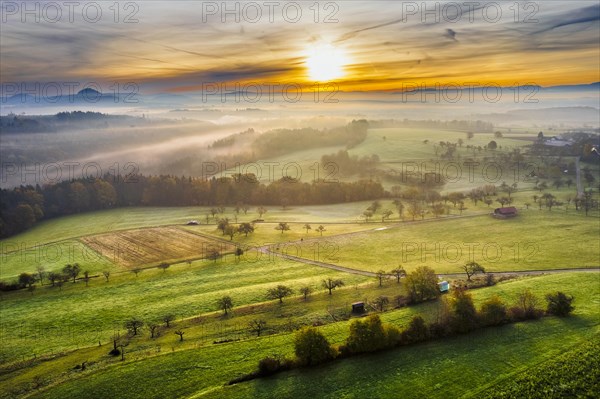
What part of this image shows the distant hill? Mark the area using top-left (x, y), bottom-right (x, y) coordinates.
top-left (0, 111), bottom-right (149, 134)
top-left (473, 106), bottom-right (600, 125)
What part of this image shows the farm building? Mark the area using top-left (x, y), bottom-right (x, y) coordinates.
top-left (544, 137), bottom-right (573, 147)
top-left (351, 302), bottom-right (365, 314)
top-left (493, 207), bottom-right (518, 218)
top-left (438, 281), bottom-right (449, 293)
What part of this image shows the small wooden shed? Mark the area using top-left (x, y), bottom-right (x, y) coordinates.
top-left (351, 302), bottom-right (365, 313)
top-left (493, 207), bottom-right (518, 218)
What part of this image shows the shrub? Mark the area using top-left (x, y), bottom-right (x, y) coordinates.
top-left (479, 295), bottom-right (508, 326)
top-left (401, 315), bottom-right (429, 344)
top-left (294, 327), bottom-right (336, 366)
top-left (513, 289), bottom-right (543, 320)
top-left (546, 291), bottom-right (575, 317)
top-left (0, 281), bottom-right (21, 292)
top-left (257, 356), bottom-right (292, 376)
top-left (450, 288), bottom-right (478, 333)
top-left (344, 315), bottom-right (387, 354)
top-left (429, 321), bottom-right (452, 339)
top-left (485, 273), bottom-right (496, 286)
top-left (508, 306), bottom-right (526, 321)
top-left (384, 324), bottom-right (402, 347)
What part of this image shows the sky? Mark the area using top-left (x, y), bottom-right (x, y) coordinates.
top-left (1, 1), bottom-right (599, 94)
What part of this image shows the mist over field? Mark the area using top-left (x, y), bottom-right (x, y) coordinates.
top-left (2, 86), bottom-right (598, 189)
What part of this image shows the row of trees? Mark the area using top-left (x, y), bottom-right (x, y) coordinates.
top-left (13, 264), bottom-right (91, 293)
top-left (0, 175), bottom-right (386, 238)
top-left (216, 278), bottom-right (347, 317)
top-left (246, 287), bottom-right (574, 380)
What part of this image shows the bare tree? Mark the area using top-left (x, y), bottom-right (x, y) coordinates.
top-left (36, 266), bottom-right (46, 285)
top-left (237, 222), bottom-right (254, 237)
top-left (267, 285), bottom-right (294, 303)
top-left (174, 330), bottom-right (185, 342)
top-left (257, 206), bottom-right (267, 218)
top-left (275, 222), bottom-right (290, 234)
top-left (299, 286), bottom-right (313, 300)
top-left (63, 263), bottom-right (81, 283)
top-left (163, 314), bottom-right (175, 328)
top-left (322, 278), bottom-right (344, 295)
top-left (390, 266), bottom-right (406, 283)
top-left (374, 295), bottom-right (390, 311)
top-left (381, 209), bottom-right (393, 222)
top-left (47, 272), bottom-right (60, 287)
top-left (376, 270), bottom-right (387, 287)
top-left (217, 296), bottom-right (233, 315)
top-left (158, 262), bottom-right (170, 273)
top-left (249, 319), bottom-right (267, 337)
top-left (462, 261), bottom-right (485, 281)
top-left (149, 323), bottom-right (160, 338)
top-left (224, 224), bottom-right (237, 241)
top-left (102, 271), bottom-right (110, 282)
top-left (124, 319), bottom-right (144, 336)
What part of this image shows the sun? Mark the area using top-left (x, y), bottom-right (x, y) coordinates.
top-left (305, 43), bottom-right (348, 82)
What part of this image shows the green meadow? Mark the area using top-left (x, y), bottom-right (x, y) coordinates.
top-left (2, 272), bottom-right (595, 399)
top-left (293, 210), bottom-right (600, 274)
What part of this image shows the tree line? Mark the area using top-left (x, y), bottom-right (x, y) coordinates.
top-left (0, 175), bottom-right (385, 238)
top-left (233, 285), bottom-right (574, 383)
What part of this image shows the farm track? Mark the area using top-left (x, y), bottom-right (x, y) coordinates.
top-left (3, 211), bottom-right (598, 279)
top-left (254, 213), bottom-right (600, 279)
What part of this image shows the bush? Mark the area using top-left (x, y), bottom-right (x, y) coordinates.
top-left (479, 295), bottom-right (508, 326)
top-left (344, 315), bottom-right (388, 354)
top-left (0, 281), bottom-right (21, 292)
top-left (257, 356), bottom-right (292, 376)
top-left (384, 324), bottom-right (402, 347)
top-left (450, 288), bottom-right (478, 333)
top-left (546, 291), bottom-right (575, 317)
top-left (401, 315), bottom-right (429, 344)
top-left (108, 348), bottom-right (121, 356)
top-left (294, 327), bottom-right (336, 366)
top-left (429, 321), bottom-right (452, 339)
top-left (485, 273), bottom-right (496, 286)
top-left (513, 289), bottom-right (543, 320)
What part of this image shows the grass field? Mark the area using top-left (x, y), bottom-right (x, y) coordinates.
top-left (292, 210), bottom-right (600, 274)
top-left (182, 222), bottom-right (373, 247)
top-left (474, 337), bottom-right (599, 398)
top-left (5, 272), bottom-right (596, 399)
top-left (0, 202), bottom-right (382, 280)
top-left (0, 255), bottom-right (369, 365)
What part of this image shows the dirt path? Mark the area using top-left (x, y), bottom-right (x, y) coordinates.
top-left (186, 216), bottom-right (600, 279)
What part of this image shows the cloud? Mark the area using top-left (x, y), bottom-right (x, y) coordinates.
top-left (0, 2), bottom-right (598, 91)
top-left (443, 29), bottom-right (457, 41)
top-left (531, 4), bottom-right (600, 34)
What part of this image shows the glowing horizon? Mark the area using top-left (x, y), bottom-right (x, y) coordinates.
top-left (1, 1), bottom-right (598, 94)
